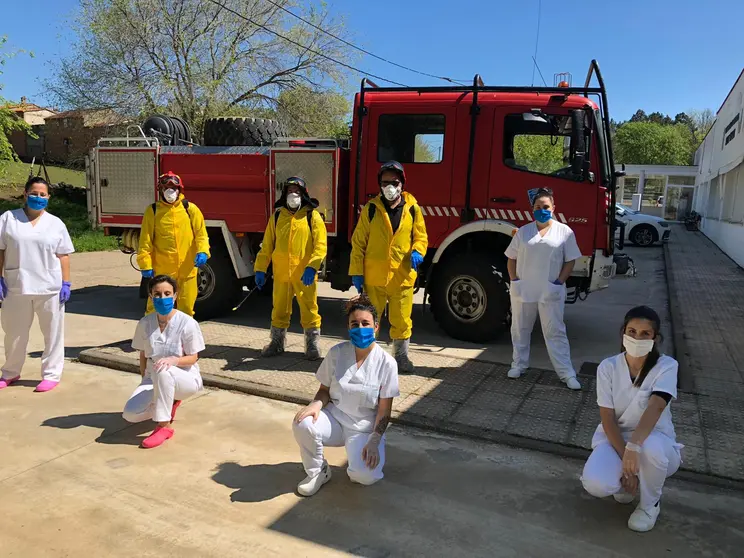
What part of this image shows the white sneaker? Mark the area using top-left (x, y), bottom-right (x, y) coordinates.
top-left (613, 491), bottom-right (635, 504)
top-left (297, 461), bottom-right (331, 497)
top-left (564, 377), bottom-right (581, 390)
top-left (628, 502), bottom-right (660, 532)
top-left (507, 368), bottom-right (523, 379)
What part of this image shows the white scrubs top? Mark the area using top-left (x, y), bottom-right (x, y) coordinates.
top-left (316, 341), bottom-right (400, 433)
top-left (132, 310), bottom-right (205, 382)
top-left (592, 353), bottom-right (678, 448)
top-left (504, 220), bottom-right (582, 303)
top-left (0, 208), bottom-right (75, 295)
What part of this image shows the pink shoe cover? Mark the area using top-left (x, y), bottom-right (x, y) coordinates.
top-left (171, 400), bottom-right (182, 422)
top-left (141, 426), bottom-right (174, 449)
top-left (35, 380), bottom-right (59, 392)
top-left (0, 376), bottom-right (20, 390)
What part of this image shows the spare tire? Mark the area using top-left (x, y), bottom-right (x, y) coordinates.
top-left (202, 117), bottom-right (286, 147)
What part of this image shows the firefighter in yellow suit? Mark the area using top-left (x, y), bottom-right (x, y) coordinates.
top-left (137, 171), bottom-right (211, 317)
top-left (255, 176), bottom-right (328, 360)
top-left (350, 161), bottom-right (428, 372)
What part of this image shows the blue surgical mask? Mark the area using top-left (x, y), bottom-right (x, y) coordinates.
top-left (349, 327), bottom-right (375, 349)
top-left (153, 296), bottom-right (174, 316)
top-left (27, 195), bottom-right (49, 211)
top-left (534, 209), bottom-right (552, 223)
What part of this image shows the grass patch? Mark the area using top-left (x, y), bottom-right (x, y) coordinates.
top-left (0, 160), bottom-right (86, 188)
top-left (0, 196), bottom-right (117, 253)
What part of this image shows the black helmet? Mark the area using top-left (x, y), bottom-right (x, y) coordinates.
top-left (275, 176), bottom-right (319, 209)
top-left (378, 160), bottom-right (406, 186)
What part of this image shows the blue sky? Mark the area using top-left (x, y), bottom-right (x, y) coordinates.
top-left (2, 0), bottom-right (742, 121)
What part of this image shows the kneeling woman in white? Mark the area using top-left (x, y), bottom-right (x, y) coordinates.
top-left (581, 306), bottom-right (683, 532)
top-left (292, 294), bottom-right (399, 496)
top-left (123, 275), bottom-right (205, 449)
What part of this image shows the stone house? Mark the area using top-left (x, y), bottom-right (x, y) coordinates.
top-left (6, 98), bottom-right (57, 160)
top-left (44, 109), bottom-right (129, 167)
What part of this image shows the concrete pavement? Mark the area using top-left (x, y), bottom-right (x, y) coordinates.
top-left (2, 361), bottom-right (743, 557)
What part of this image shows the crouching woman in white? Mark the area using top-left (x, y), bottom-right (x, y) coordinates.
top-left (292, 294), bottom-right (399, 496)
top-left (123, 275), bottom-right (205, 449)
top-left (581, 306), bottom-right (683, 532)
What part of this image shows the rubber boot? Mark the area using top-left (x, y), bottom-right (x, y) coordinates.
top-left (393, 338), bottom-right (415, 373)
top-left (261, 327), bottom-right (286, 357)
top-left (304, 328), bottom-right (322, 361)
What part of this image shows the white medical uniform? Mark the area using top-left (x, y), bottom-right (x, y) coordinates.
top-left (504, 220), bottom-right (582, 379)
top-left (123, 310), bottom-right (205, 424)
top-left (293, 341), bottom-right (400, 485)
top-left (0, 208), bottom-right (74, 382)
top-left (581, 354), bottom-right (683, 511)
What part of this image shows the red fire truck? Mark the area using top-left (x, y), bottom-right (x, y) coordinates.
top-left (87, 60), bottom-right (620, 342)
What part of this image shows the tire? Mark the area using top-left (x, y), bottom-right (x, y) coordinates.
top-left (142, 114), bottom-right (192, 146)
top-left (193, 238), bottom-right (241, 320)
top-left (430, 252), bottom-right (511, 343)
top-left (629, 224), bottom-right (658, 247)
top-left (202, 117), bottom-right (286, 147)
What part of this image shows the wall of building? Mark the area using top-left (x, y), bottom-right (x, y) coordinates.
top-left (44, 118), bottom-right (126, 167)
top-left (693, 70), bottom-right (744, 268)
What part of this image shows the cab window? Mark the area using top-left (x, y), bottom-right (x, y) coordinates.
top-left (378, 114), bottom-right (445, 164)
top-left (503, 112), bottom-right (588, 181)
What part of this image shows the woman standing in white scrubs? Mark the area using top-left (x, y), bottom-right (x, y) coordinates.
top-left (581, 306), bottom-right (682, 532)
top-left (292, 294), bottom-right (400, 496)
top-left (0, 177), bottom-right (74, 393)
top-left (123, 275), bottom-right (205, 449)
top-left (505, 188), bottom-right (582, 389)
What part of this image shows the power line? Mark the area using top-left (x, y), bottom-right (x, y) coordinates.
top-left (531, 56), bottom-right (548, 87)
top-left (203, 0), bottom-right (409, 87)
top-left (264, 0), bottom-right (467, 85)
top-left (531, 0), bottom-right (542, 86)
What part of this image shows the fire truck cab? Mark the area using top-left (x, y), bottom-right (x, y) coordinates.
top-left (87, 60), bottom-right (619, 343)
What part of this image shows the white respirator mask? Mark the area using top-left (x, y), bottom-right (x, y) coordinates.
top-left (623, 334), bottom-right (655, 358)
top-left (382, 184), bottom-right (402, 202)
top-left (163, 188), bottom-right (179, 204)
top-left (286, 193), bottom-right (302, 210)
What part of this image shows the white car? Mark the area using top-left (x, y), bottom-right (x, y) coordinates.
top-left (614, 204), bottom-right (671, 247)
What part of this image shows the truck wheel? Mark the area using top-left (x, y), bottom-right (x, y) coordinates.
top-left (629, 224), bottom-right (657, 247)
top-left (202, 117), bottom-right (286, 147)
top-left (430, 252), bottom-right (510, 343)
top-left (194, 241), bottom-right (241, 320)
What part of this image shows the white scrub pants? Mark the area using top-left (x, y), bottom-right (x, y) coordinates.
top-left (122, 367), bottom-right (202, 424)
top-left (581, 432), bottom-right (681, 511)
top-left (293, 408), bottom-right (386, 486)
top-left (1, 293), bottom-right (65, 382)
top-left (510, 296), bottom-right (576, 379)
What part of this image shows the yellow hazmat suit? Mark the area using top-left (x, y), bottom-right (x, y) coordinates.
top-left (255, 206), bottom-right (328, 329)
top-left (349, 192), bottom-right (428, 339)
top-left (137, 194), bottom-right (210, 317)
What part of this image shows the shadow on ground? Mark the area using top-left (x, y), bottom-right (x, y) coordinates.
top-left (42, 412), bottom-right (152, 445)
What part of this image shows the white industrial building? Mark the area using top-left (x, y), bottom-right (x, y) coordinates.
top-left (693, 69), bottom-right (744, 268)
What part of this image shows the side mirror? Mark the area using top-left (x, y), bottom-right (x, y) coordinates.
top-left (570, 109), bottom-right (587, 178)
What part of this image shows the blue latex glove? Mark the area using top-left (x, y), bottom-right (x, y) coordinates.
top-left (411, 250), bottom-right (424, 271)
top-left (0, 277), bottom-right (7, 301)
top-left (195, 252), bottom-right (208, 268)
top-left (351, 275), bottom-right (364, 294)
top-left (301, 267), bottom-right (317, 287)
top-left (141, 269), bottom-right (154, 278)
top-left (552, 279), bottom-right (564, 285)
top-left (60, 281), bottom-right (72, 304)
top-left (255, 271), bottom-right (266, 290)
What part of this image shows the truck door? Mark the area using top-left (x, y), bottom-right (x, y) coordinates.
top-left (489, 107), bottom-right (598, 255)
top-left (362, 103), bottom-right (456, 246)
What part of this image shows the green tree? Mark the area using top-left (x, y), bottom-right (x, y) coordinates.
top-left (274, 85), bottom-right (350, 138)
top-left (513, 135), bottom-right (565, 174)
top-left (614, 122), bottom-right (690, 165)
top-left (47, 0), bottom-right (352, 139)
top-left (0, 36), bottom-right (34, 169)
